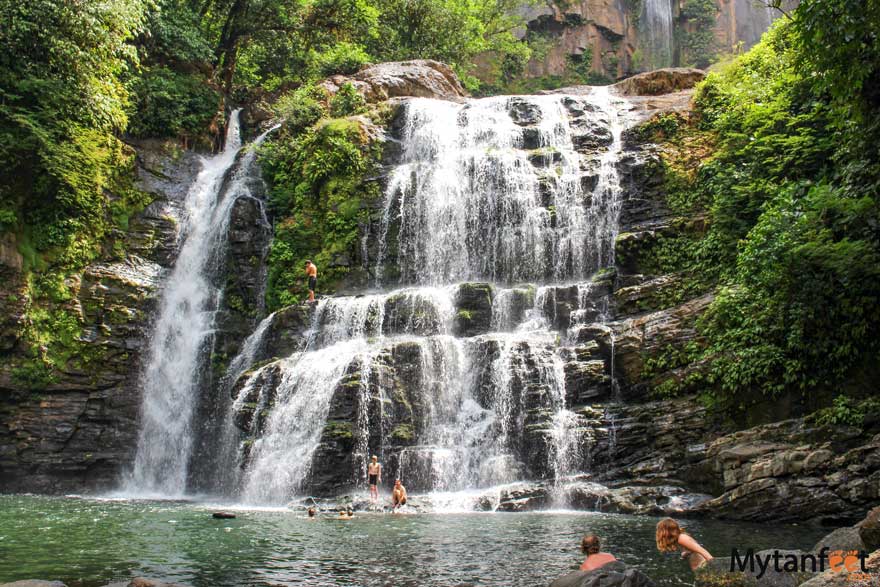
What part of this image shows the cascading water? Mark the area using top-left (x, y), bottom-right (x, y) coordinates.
top-left (233, 90), bottom-right (629, 506)
top-left (138, 88), bottom-right (632, 507)
top-left (376, 95), bottom-right (618, 286)
top-left (126, 112), bottom-right (277, 496)
top-left (641, 0), bottom-right (674, 69)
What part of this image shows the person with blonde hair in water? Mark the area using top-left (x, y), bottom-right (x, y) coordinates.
top-left (656, 518), bottom-right (713, 571)
top-left (579, 534), bottom-right (618, 571)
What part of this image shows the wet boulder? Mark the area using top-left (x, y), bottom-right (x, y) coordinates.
top-left (569, 117), bottom-right (614, 152)
top-left (858, 505), bottom-right (880, 551)
top-left (383, 290), bottom-right (450, 336)
top-left (454, 282), bottom-right (493, 337)
top-left (495, 482), bottom-right (550, 512)
top-left (508, 98), bottom-right (543, 126)
top-left (551, 562), bottom-right (656, 587)
top-left (811, 526), bottom-right (866, 556)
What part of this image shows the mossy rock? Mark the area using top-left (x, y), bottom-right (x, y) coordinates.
top-left (390, 423), bottom-right (414, 442)
top-left (323, 420), bottom-right (354, 440)
top-left (454, 282), bottom-right (493, 337)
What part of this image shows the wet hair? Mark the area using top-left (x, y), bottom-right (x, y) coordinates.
top-left (581, 534), bottom-right (601, 555)
top-left (307, 507), bottom-right (316, 517)
top-left (304, 260), bottom-right (312, 265)
top-left (656, 518), bottom-right (683, 552)
top-left (371, 455), bottom-right (378, 460)
top-left (347, 508), bottom-right (354, 516)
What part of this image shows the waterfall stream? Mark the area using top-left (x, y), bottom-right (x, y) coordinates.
top-left (126, 112), bottom-right (277, 496)
top-left (641, 0), bottom-right (674, 69)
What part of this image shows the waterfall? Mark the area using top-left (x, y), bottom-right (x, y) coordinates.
top-left (240, 340), bottom-right (372, 502)
top-left (126, 112), bottom-right (277, 496)
top-left (376, 95), bottom-right (622, 286)
top-left (641, 0), bottom-right (674, 69)
top-left (235, 92), bottom-right (631, 505)
top-left (208, 311), bottom-right (276, 494)
top-left (128, 89), bottom-right (633, 507)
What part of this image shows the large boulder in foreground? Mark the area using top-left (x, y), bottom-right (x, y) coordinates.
top-left (550, 562), bottom-right (655, 587)
top-left (320, 60), bottom-right (467, 102)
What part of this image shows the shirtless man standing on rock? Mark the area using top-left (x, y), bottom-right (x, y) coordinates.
top-left (368, 455), bottom-right (382, 505)
top-left (304, 260), bottom-right (317, 303)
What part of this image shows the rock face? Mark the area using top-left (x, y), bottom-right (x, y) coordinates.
top-left (519, 0), bottom-right (780, 82)
top-left (320, 60), bottom-right (467, 103)
top-left (694, 424), bottom-right (880, 524)
top-left (0, 142), bottom-right (201, 493)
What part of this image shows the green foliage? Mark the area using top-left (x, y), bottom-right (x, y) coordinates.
top-left (786, 0), bottom-right (880, 121)
top-left (371, 0), bottom-right (530, 67)
top-left (273, 84), bottom-right (330, 133)
top-left (260, 114), bottom-right (380, 309)
top-left (565, 50), bottom-right (595, 79)
top-left (329, 83), bottom-right (367, 117)
top-left (140, 0), bottom-right (214, 64)
top-left (636, 113), bottom-right (680, 139)
top-left (0, 0), bottom-right (150, 268)
top-left (676, 0), bottom-right (718, 68)
top-left (660, 18), bottom-right (880, 412)
top-left (390, 423), bottom-right (414, 441)
top-left (127, 68), bottom-right (220, 141)
top-left (316, 42), bottom-right (372, 77)
top-left (0, 0), bottom-right (157, 389)
top-left (807, 396), bottom-right (880, 428)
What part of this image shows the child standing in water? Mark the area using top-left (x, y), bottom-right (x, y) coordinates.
top-left (656, 518), bottom-right (714, 571)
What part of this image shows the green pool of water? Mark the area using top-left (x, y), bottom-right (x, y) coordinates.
top-left (0, 495), bottom-right (826, 586)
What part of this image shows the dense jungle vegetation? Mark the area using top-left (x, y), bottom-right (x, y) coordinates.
top-left (645, 3), bottom-right (880, 420)
top-left (0, 0), bottom-right (878, 420)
